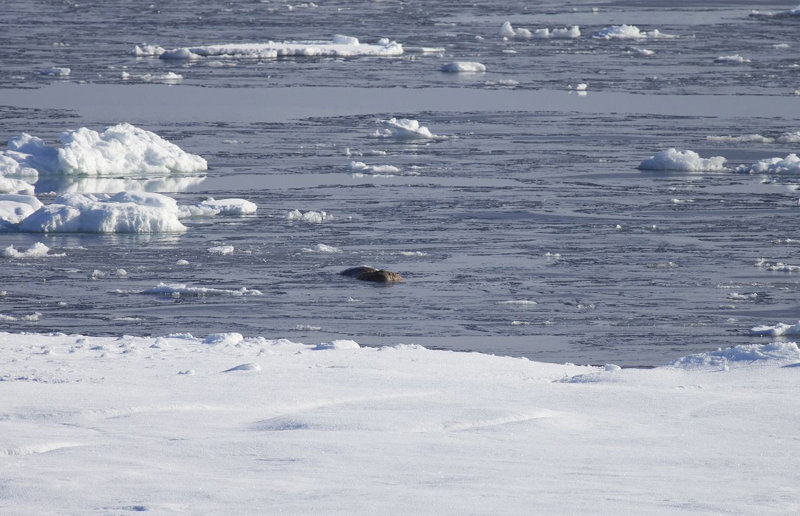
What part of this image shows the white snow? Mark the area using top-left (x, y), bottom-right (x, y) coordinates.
top-left (208, 245), bottom-right (234, 255)
top-left (593, 25), bottom-right (675, 40)
top-left (2, 242), bottom-right (62, 259)
top-left (373, 118), bottom-right (442, 140)
top-left (638, 149), bottom-right (727, 172)
top-left (0, 123), bottom-right (207, 176)
top-left (440, 61), bottom-right (486, 73)
top-left (0, 331), bottom-right (797, 513)
top-left (714, 54), bottom-right (751, 64)
top-left (142, 282), bottom-right (263, 297)
top-left (158, 36), bottom-right (403, 60)
top-left (738, 154), bottom-right (800, 174)
top-left (287, 209), bottom-right (332, 224)
top-left (40, 67), bottom-right (71, 77)
top-left (18, 192), bottom-right (187, 233)
top-left (0, 194), bottom-right (43, 225)
top-left (0, 177), bottom-right (35, 195)
top-left (0, 312), bottom-right (42, 322)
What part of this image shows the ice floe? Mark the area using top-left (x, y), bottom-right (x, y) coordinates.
top-left (345, 161), bottom-right (401, 175)
top-left (302, 243), bottom-right (342, 253)
top-left (499, 21), bottom-right (580, 39)
top-left (373, 118), bottom-right (442, 140)
top-left (714, 54), bottom-right (750, 64)
top-left (0, 177), bottom-right (35, 195)
top-left (627, 47), bottom-right (654, 56)
top-left (0, 123), bottom-right (207, 176)
top-left (287, 209), bottom-right (331, 224)
top-left (0, 312), bottom-right (42, 322)
top-left (593, 25), bottom-right (675, 40)
top-left (737, 154), bottom-right (800, 174)
top-left (440, 61), bottom-right (486, 73)
top-left (755, 258), bottom-right (800, 272)
top-left (750, 6), bottom-right (800, 18)
top-left (2, 242), bottom-right (62, 259)
top-left (0, 194), bottom-right (43, 225)
top-left (156, 35), bottom-right (402, 60)
top-left (17, 192), bottom-right (187, 233)
top-left (40, 67), bottom-right (70, 77)
top-left (178, 198), bottom-right (258, 217)
top-left (669, 342), bottom-right (800, 369)
top-left (638, 149), bottom-right (727, 172)
top-left (142, 282), bottom-right (263, 297)
top-left (749, 321), bottom-right (800, 337)
top-left (208, 245), bottom-right (234, 255)
top-left (121, 71), bottom-right (183, 83)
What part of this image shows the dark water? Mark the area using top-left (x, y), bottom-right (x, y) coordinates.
top-left (1, 0), bottom-right (799, 365)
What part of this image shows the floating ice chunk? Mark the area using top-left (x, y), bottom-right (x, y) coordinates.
top-left (441, 61), bottom-right (486, 73)
top-left (399, 251), bottom-right (428, 257)
top-left (18, 192), bottom-right (187, 233)
top-left (627, 47), bottom-right (654, 56)
top-left (750, 321), bottom-right (800, 337)
top-left (204, 332), bottom-right (244, 345)
top-left (707, 134), bottom-right (775, 144)
top-left (314, 339), bottom-right (360, 350)
top-left (499, 21), bottom-right (517, 38)
top-left (593, 25), bottom-right (675, 40)
top-left (777, 131), bottom-right (800, 143)
top-left (750, 6), bottom-right (800, 18)
top-left (0, 312), bottom-right (42, 322)
top-left (159, 36), bottom-right (403, 60)
top-left (345, 161), bottom-right (401, 175)
top-left (0, 177), bottom-right (34, 195)
top-left (500, 22), bottom-right (580, 40)
top-left (142, 282), bottom-right (263, 297)
top-left (498, 300), bottom-right (538, 306)
top-left (638, 149), bottom-right (727, 172)
top-left (374, 118), bottom-right (441, 140)
top-left (714, 54), bottom-right (750, 64)
top-left (302, 243), bottom-right (342, 253)
top-left (0, 194), bottom-right (43, 225)
top-left (122, 71), bottom-right (183, 83)
top-left (2, 242), bottom-right (62, 259)
top-left (178, 197), bottom-right (257, 217)
top-left (132, 44), bottom-right (166, 57)
top-left (175, 259), bottom-right (190, 266)
top-left (208, 245), bottom-right (234, 255)
top-left (670, 342), bottom-right (800, 369)
top-left (287, 209), bottom-right (331, 224)
top-left (738, 154), bottom-right (800, 174)
top-left (755, 258), bottom-right (800, 272)
top-left (40, 67), bottom-right (70, 77)
top-left (0, 123), bottom-right (207, 177)
top-left (728, 292), bottom-right (757, 301)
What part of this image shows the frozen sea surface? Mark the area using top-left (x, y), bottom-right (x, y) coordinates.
top-left (1, 0), bottom-right (800, 366)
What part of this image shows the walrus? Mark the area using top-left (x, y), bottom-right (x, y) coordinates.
top-left (340, 266), bottom-right (403, 283)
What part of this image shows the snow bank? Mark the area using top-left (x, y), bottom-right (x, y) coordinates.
top-left (0, 194), bottom-right (43, 225)
top-left (142, 282), bottom-right (262, 297)
top-left (714, 54), bottom-right (750, 64)
top-left (1, 242), bottom-right (61, 259)
top-left (158, 35), bottom-right (403, 60)
top-left (440, 61), bottom-right (486, 73)
top-left (178, 198), bottom-right (258, 217)
top-left (499, 21), bottom-right (580, 39)
top-left (738, 154), bottom-right (800, 174)
top-left (669, 342), bottom-right (800, 369)
top-left (638, 149), bottom-right (727, 172)
top-left (287, 209), bottom-right (331, 224)
top-left (374, 118), bottom-right (441, 140)
top-left (593, 25), bottom-right (675, 40)
top-left (18, 192), bottom-right (187, 233)
top-left (0, 123), bottom-right (207, 176)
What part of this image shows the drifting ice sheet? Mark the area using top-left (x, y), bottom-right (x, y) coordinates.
top-left (738, 154), bottom-right (800, 174)
top-left (374, 118), bottom-right (442, 140)
top-left (593, 25), bottom-right (675, 40)
top-left (638, 149), bottom-right (727, 172)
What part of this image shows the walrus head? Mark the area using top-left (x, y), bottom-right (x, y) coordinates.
top-left (340, 266), bottom-right (403, 283)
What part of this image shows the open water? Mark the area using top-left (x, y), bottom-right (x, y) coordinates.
top-left (1, 0), bottom-right (799, 365)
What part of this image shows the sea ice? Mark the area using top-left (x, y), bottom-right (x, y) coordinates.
top-left (638, 149), bottom-right (727, 172)
top-left (499, 22), bottom-right (580, 39)
top-left (670, 342), bottom-right (800, 369)
top-left (593, 25), bottom-right (675, 40)
top-left (302, 243), bottom-right (342, 253)
top-left (750, 6), bottom-right (800, 17)
top-left (749, 321), bottom-right (800, 337)
top-left (157, 35), bottom-right (403, 60)
top-left (2, 242), bottom-right (61, 259)
top-left (208, 245), bottom-right (234, 255)
top-left (287, 209), bottom-right (332, 223)
top-left (0, 194), bottom-right (43, 225)
top-left (738, 154), bottom-right (800, 174)
top-left (0, 123), bottom-right (207, 176)
top-left (204, 332), bottom-right (244, 345)
top-left (714, 54), bottom-right (751, 64)
top-left (0, 177), bottom-right (35, 195)
top-left (18, 192), bottom-right (187, 233)
top-left (40, 67), bottom-right (71, 77)
top-left (373, 118), bottom-right (441, 140)
top-left (345, 161), bottom-right (401, 175)
top-left (142, 282), bottom-right (263, 297)
top-left (178, 197), bottom-right (258, 217)
top-left (440, 62), bottom-right (486, 73)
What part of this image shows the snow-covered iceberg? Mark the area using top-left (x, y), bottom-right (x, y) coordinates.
top-left (638, 149), bottom-right (727, 172)
top-left (156, 35), bottom-right (403, 60)
top-left (0, 123), bottom-right (207, 177)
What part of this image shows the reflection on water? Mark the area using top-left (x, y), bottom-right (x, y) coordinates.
top-left (35, 174), bottom-right (207, 194)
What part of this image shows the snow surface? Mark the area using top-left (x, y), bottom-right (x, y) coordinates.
top-left (638, 149), bottom-right (727, 172)
top-left (156, 35), bottom-right (403, 60)
top-left (440, 61), bottom-right (486, 73)
top-left (0, 331), bottom-right (797, 514)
